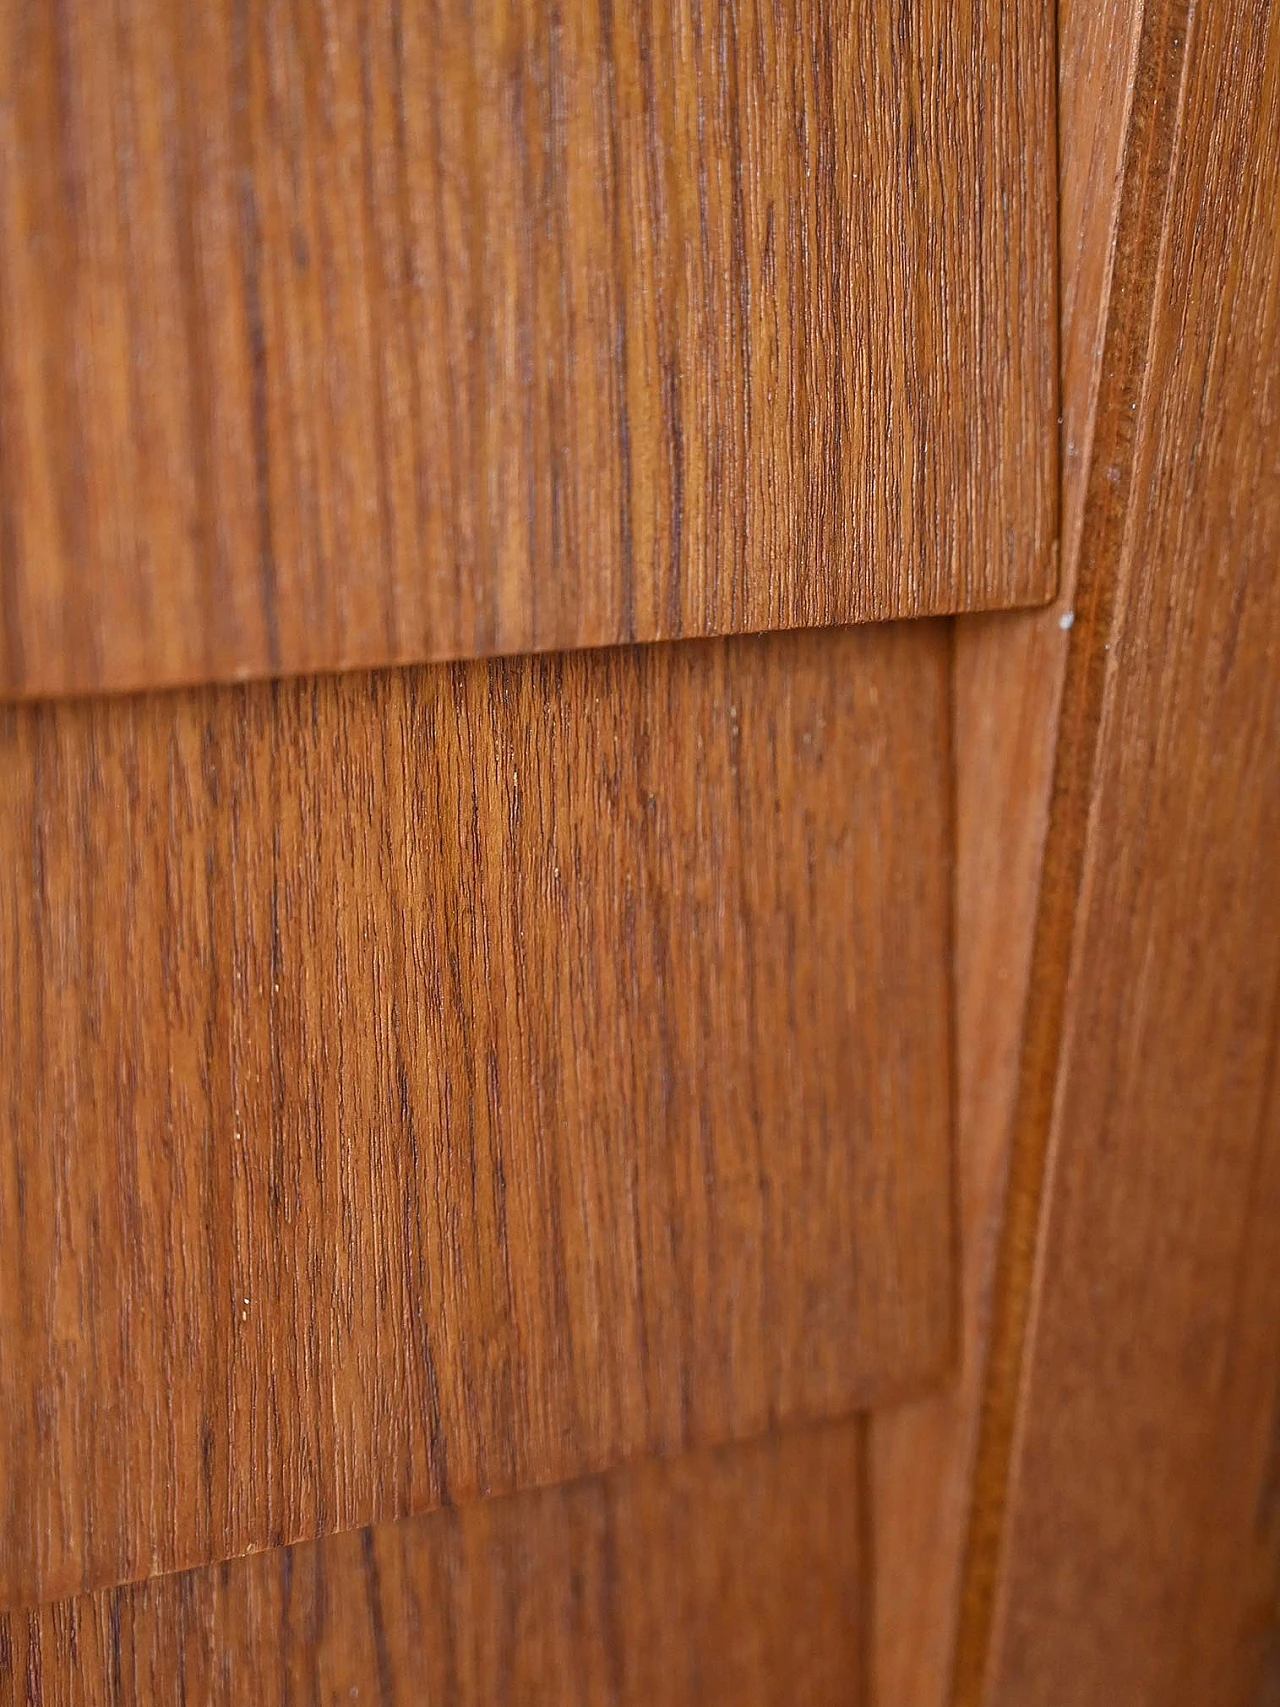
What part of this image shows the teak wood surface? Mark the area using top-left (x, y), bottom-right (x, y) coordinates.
top-left (0, 0), bottom-right (1056, 700)
top-left (0, 1423), bottom-right (868, 1707)
top-left (0, 624), bottom-right (954, 1610)
top-left (15, 0), bottom-right (1274, 1694)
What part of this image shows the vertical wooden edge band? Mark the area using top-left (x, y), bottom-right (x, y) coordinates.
top-left (949, 3), bottom-right (1195, 1699)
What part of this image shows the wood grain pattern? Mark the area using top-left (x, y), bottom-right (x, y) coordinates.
top-left (0, 623), bottom-right (954, 1610)
top-left (0, 0), bottom-right (1057, 701)
top-left (866, 2), bottom-right (1141, 1702)
top-left (955, 0), bottom-right (1280, 1699)
top-left (0, 1422), bottom-right (867, 1707)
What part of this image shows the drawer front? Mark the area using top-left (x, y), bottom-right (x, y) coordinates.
top-left (2, 1424), bottom-right (868, 1706)
top-left (0, 0), bottom-right (1055, 698)
top-left (0, 623), bottom-right (954, 1607)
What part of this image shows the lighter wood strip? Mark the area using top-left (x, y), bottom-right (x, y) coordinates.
top-left (867, 3), bottom-right (1141, 1700)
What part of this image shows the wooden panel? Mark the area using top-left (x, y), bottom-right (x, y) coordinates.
top-left (866, 1), bottom-right (1141, 1702)
top-left (0, 0), bottom-right (1057, 701)
top-left (0, 1423), bottom-right (866, 1707)
top-left (954, 0), bottom-right (1280, 1699)
top-left (0, 624), bottom-right (953, 1609)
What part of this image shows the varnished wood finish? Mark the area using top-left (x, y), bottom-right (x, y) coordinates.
top-left (957, 0), bottom-right (1280, 1699)
top-left (0, 0), bottom-right (1057, 701)
top-left (0, 1423), bottom-right (866, 1707)
top-left (0, 625), bottom-right (953, 1609)
top-left (867, 2), bottom-right (1141, 1701)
